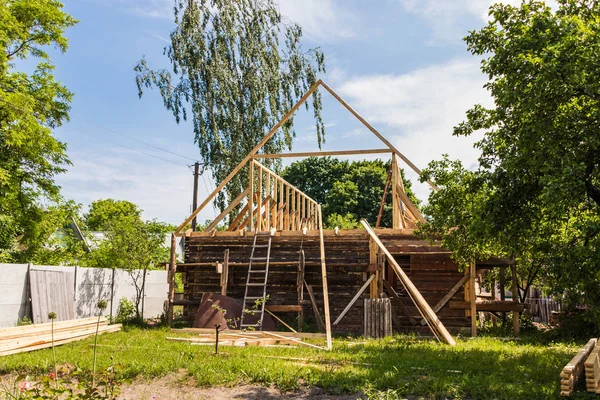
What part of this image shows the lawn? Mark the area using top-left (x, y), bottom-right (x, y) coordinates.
top-left (0, 327), bottom-right (593, 399)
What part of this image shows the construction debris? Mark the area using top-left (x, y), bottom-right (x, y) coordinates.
top-left (560, 338), bottom-right (597, 396)
top-left (0, 317), bottom-right (121, 356)
top-left (168, 328), bottom-right (325, 349)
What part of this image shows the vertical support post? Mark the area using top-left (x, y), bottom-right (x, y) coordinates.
top-left (249, 160), bottom-right (254, 233)
top-left (167, 233), bottom-right (177, 326)
top-left (391, 154), bottom-right (399, 229)
top-left (317, 205), bottom-right (333, 350)
top-left (297, 250), bottom-right (305, 331)
top-left (110, 267), bottom-right (115, 321)
top-left (369, 238), bottom-right (378, 298)
top-left (470, 260), bottom-right (477, 337)
top-left (511, 264), bottom-right (520, 336)
top-left (265, 173), bottom-right (271, 230)
top-left (221, 249), bottom-right (229, 296)
top-left (257, 166), bottom-right (263, 232)
top-left (191, 161), bottom-right (200, 231)
top-left (491, 277), bottom-right (497, 328)
top-left (499, 266), bottom-right (506, 324)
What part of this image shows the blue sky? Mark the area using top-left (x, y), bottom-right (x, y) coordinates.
top-left (50, 0), bottom-right (526, 225)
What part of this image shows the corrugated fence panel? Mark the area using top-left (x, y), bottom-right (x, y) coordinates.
top-left (30, 267), bottom-right (75, 323)
top-left (0, 263), bottom-right (29, 327)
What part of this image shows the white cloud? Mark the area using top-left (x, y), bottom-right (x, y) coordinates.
top-left (278, 0), bottom-right (357, 41)
top-left (338, 58), bottom-right (493, 203)
top-left (399, 0), bottom-right (556, 44)
top-left (56, 148), bottom-right (216, 225)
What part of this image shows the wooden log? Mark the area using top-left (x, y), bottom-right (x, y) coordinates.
top-left (448, 301), bottom-right (526, 312)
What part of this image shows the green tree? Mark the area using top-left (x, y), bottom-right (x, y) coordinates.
top-left (420, 0), bottom-right (600, 330)
top-left (283, 157), bottom-right (419, 228)
top-left (0, 0), bottom-right (77, 261)
top-left (83, 218), bottom-right (168, 319)
top-left (84, 199), bottom-right (142, 231)
top-left (135, 0), bottom-right (326, 211)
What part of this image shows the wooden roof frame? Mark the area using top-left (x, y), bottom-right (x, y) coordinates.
top-left (175, 79), bottom-right (435, 236)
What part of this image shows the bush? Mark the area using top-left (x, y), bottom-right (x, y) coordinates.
top-left (116, 297), bottom-right (136, 323)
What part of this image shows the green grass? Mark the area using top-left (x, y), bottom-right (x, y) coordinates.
top-left (0, 327), bottom-right (594, 399)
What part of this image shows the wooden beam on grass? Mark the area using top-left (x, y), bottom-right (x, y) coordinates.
top-left (361, 219), bottom-right (456, 345)
top-left (254, 149), bottom-right (391, 159)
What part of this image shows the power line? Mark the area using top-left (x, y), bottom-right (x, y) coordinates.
top-left (71, 111), bottom-right (200, 163)
top-left (0, 96), bottom-right (192, 169)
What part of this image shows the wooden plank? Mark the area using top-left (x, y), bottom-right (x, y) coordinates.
top-left (254, 149), bottom-right (392, 158)
top-left (206, 187), bottom-right (251, 232)
top-left (227, 202), bottom-right (250, 231)
top-left (305, 282), bottom-right (325, 332)
top-left (360, 219), bottom-right (456, 346)
top-left (0, 324), bottom-right (121, 356)
top-left (449, 301), bottom-right (526, 312)
top-left (396, 184), bottom-right (427, 224)
top-left (175, 80), bottom-right (322, 235)
top-left (333, 274), bottom-right (375, 325)
top-left (383, 279), bottom-right (418, 325)
top-left (265, 305), bottom-right (302, 312)
top-left (391, 154), bottom-right (400, 229)
top-left (561, 338), bottom-right (598, 396)
top-left (317, 205), bottom-right (333, 350)
top-left (262, 331), bottom-right (324, 350)
top-left (221, 249), bottom-right (229, 296)
top-left (264, 309), bottom-right (297, 333)
top-left (171, 328), bottom-right (326, 339)
top-left (249, 159), bottom-right (255, 232)
top-left (511, 264), bottom-right (520, 336)
top-left (420, 273), bottom-right (469, 326)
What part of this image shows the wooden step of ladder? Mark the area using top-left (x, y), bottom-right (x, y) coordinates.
top-left (240, 232), bottom-right (273, 330)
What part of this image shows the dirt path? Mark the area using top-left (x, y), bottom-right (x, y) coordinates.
top-left (119, 373), bottom-right (362, 400)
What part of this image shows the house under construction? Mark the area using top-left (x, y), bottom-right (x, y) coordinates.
top-left (166, 80), bottom-right (523, 348)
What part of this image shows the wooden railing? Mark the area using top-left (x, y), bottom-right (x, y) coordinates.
top-left (228, 160), bottom-right (319, 232)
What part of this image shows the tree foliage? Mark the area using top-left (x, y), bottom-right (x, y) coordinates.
top-left (0, 0), bottom-right (77, 261)
top-left (419, 0), bottom-right (600, 328)
top-left (84, 199), bottom-right (142, 231)
top-left (135, 0), bottom-right (326, 211)
top-left (282, 157), bottom-right (419, 228)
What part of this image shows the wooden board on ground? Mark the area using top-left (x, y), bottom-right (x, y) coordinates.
top-left (560, 338), bottom-right (597, 396)
top-left (0, 320), bottom-right (121, 356)
top-left (170, 327), bottom-right (326, 340)
top-left (585, 341), bottom-right (600, 392)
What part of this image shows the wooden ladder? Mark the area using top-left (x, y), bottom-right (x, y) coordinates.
top-left (240, 232), bottom-right (272, 330)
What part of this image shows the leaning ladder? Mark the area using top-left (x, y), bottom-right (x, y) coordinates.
top-left (240, 232), bottom-right (272, 330)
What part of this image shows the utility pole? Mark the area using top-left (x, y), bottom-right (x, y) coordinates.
top-left (191, 161), bottom-right (200, 231)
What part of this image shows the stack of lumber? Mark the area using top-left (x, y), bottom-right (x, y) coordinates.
top-left (168, 328), bottom-right (324, 349)
top-left (0, 317), bottom-right (121, 356)
top-left (585, 341), bottom-right (600, 393)
top-left (560, 338), bottom-right (597, 396)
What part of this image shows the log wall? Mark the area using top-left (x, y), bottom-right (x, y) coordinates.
top-left (181, 230), bottom-right (469, 334)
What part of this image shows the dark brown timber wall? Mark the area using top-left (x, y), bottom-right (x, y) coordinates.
top-left (181, 230), bottom-right (469, 334)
